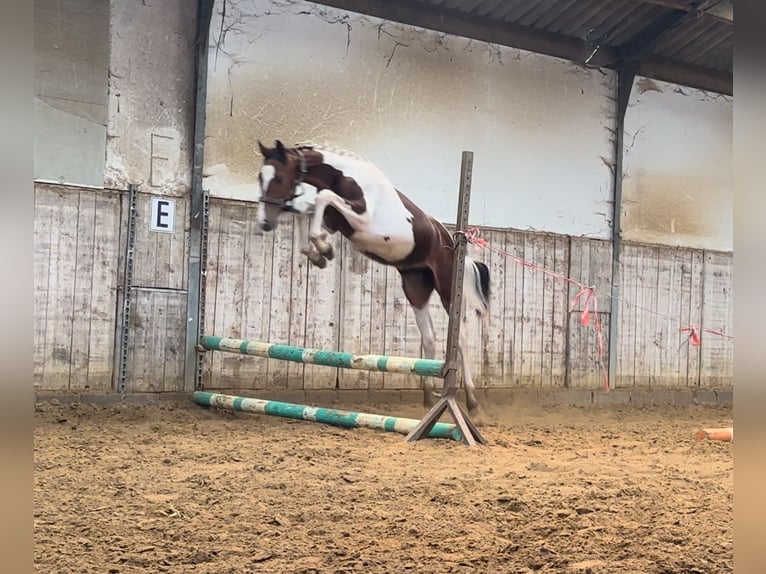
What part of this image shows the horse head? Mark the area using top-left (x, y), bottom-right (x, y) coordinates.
top-left (256, 140), bottom-right (308, 231)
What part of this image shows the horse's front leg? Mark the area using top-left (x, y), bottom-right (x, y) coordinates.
top-left (308, 191), bottom-right (335, 260)
top-left (295, 214), bottom-right (327, 268)
top-left (309, 189), bottom-right (370, 260)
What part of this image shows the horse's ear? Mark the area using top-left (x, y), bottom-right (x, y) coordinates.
top-left (257, 140), bottom-right (271, 158)
top-left (274, 140), bottom-right (287, 163)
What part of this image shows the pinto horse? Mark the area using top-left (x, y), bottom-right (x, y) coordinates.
top-left (256, 140), bottom-right (490, 415)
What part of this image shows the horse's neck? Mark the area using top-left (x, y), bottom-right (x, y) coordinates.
top-left (304, 165), bottom-right (339, 195)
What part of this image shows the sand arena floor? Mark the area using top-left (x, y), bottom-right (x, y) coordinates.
top-left (34, 396), bottom-right (733, 573)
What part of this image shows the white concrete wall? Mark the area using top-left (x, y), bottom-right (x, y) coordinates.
top-left (622, 76), bottom-right (733, 252)
top-left (34, 0), bottom-right (109, 187)
top-left (105, 0), bottom-right (196, 196)
top-left (203, 0), bottom-right (617, 238)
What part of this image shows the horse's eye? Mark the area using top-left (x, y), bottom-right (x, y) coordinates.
top-left (274, 176), bottom-right (283, 184)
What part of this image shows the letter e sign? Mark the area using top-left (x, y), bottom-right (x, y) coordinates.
top-left (150, 197), bottom-right (175, 233)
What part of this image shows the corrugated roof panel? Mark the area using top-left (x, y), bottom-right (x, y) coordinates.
top-left (674, 21), bottom-right (726, 61)
top-left (488, 0), bottom-right (531, 20)
top-left (565, 0), bottom-right (635, 41)
top-left (547, 0), bottom-right (616, 38)
top-left (449, 0), bottom-right (486, 11)
top-left (532, 0), bottom-right (587, 30)
top-left (605, 4), bottom-right (669, 45)
top-left (706, 43), bottom-right (733, 72)
top-left (651, 16), bottom-right (711, 55)
top-left (565, 1), bottom-right (649, 39)
top-left (687, 29), bottom-right (732, 67)
top-left (323, 0), bottom-right (731, 90)
top-left (544, 0), bottom-right (608, 34)
top-left (474, 0), bottom-right (511, 18)
top-left (517, 0), bottom-right (568, 27)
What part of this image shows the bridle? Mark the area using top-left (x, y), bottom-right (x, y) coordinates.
top-left (258, 147), bottom-right (309, 214)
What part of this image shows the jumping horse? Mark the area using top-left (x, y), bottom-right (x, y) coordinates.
top-left (255, 140), bottom-right (490, 415)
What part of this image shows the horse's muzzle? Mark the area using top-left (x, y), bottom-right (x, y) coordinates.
top-left (261, 222), bottom-right (274, 232)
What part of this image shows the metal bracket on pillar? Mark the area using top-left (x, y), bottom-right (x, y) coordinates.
top-left (406, 151), bottom-right (487, 446)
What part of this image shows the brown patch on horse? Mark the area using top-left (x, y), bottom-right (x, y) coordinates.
top-left (387, 190), bottom-right (458, 311)
top-left (399, 268), bottom-right (436, 309)
top-left (293, 148), bottom-right (368, 230)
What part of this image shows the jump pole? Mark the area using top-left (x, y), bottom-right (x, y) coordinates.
top-left (198, 336), bottom-right (444, 377)
top-left (193, 391), bottom-right (464, 441)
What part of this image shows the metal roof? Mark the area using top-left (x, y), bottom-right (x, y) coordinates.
top-left (312, 0), bottom-right (733, 94)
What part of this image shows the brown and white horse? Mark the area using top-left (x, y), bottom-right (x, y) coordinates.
top-left (256, 140), bottom-right (490, 415)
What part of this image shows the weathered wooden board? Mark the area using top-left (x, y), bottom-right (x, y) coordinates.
top-left (699, 251), bottom-right (734, 386)
top-left (214, 204), bottom-right (250, 388)
top-left (567, 238), bottom-right (612, 388)
top-left (266, 217), bottom-right (297, 389)
top-left (382, 252), bottom-right (419, 390)
top-left (502, 231), bottom-right (526, 386)
top-left (132, 193), bottom-right (188, 290)
top-left (302, 233), bottom-right (343, 390)
top-left (481, 229), bottom-right (508, 387)
top-left (34, 184), bottom-right (121, 391)
top-left (126, 289), bottom-right (186, 392)
top-left (615, 243), bottom-right (718, 388)
top-left (338, 239), bottom-right (373, 390)
top-left (286, 217), bottom-right (309, 389)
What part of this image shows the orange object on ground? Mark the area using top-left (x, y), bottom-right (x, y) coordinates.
top-left (695, 427), bottom-right (733, 442)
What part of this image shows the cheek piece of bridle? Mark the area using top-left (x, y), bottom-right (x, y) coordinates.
top-left (258, 148), bottom-right (308, 214)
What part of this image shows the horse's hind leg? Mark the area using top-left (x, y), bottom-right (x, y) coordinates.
top-left (432, 259), bottom-right (482, 417)
top-left (400, 269), bottom-right (438, 408)
top-left (413, 303), bottom-right (437, 408)
top-left (459, 331), bottom-right (481, 416)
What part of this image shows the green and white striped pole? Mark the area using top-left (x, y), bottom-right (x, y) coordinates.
top-left (199, 336), bottom-right (445, 378)
top-left (193, 391), bottom-right (463, 442)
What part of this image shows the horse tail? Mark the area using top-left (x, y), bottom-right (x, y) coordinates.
top-left (464, 257), bottom-right (491, 323)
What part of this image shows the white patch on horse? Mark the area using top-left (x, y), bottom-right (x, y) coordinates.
top-left (257, 165), bottom-right (276, 224)
top-left (314, 149), bottom-right (416, 262)
top-left (260, 165), bottom-right (276, 192)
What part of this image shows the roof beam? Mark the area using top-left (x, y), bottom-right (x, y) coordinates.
top-left (310, 0), bottom-right (618, 67)
top-left (638, 57), bottom-right (731, 93)
top-left (307, 0), bottom-right (732, 94)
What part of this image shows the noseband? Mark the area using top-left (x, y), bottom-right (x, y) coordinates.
top-left (258, 148), bottom-right (309, 214)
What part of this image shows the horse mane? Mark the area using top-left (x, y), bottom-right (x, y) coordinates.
top-left (293, 141), bottom-right (371, 164)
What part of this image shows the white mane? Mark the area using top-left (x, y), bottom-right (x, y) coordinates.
top-left (294, 141), bottom-right (371, 164)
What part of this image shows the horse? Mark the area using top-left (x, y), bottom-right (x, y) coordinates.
top-left (255, 140), bottom-right (490, 416)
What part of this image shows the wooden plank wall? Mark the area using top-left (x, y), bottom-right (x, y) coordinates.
top-left (34, 184), bottom-right (121, 391)
top-left (202, 200), bottom-right (734, 391)
top-left (34, 184), bottom-right (190, 393)
top-left (125, 193), bottom-right (189, 392)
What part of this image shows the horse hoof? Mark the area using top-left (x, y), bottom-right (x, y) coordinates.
top-left (468, 407), bottom-right (485, 426)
